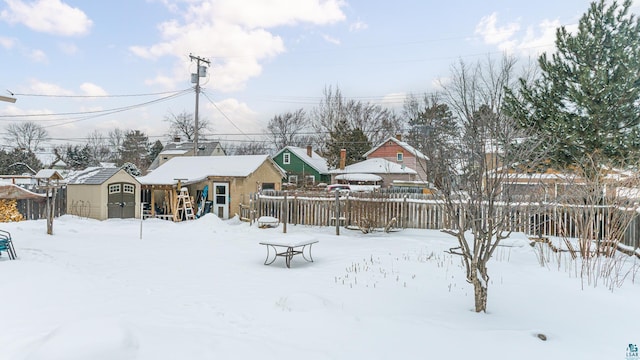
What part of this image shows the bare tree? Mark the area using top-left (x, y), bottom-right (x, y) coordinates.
top-left (4, 121), bottom-right (48, 152)
top-left (108, 128), bottom-right (126, 163)
top-left (86, 130), bottom-right (112, 163)
top-left (436, 55), bottom-right (547, 312)
top-left (267, 109), bottom-right (312, 150)
top-left (164, 111), bottom-right (210, 141)
top-left (311, 86), bottom-right (403, 153)
top-left (226, 141), bottom-right (270, 155)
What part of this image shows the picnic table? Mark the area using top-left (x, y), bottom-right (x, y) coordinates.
top-left (259, 238), bottom-right (318, 268)
top-left (257, 216), bottom-right (279, 228)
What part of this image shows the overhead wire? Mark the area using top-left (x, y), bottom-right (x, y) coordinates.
top-left (0, 88), bottom-right (193, 120)
top-left (201, 90), bottom-right (254, 141)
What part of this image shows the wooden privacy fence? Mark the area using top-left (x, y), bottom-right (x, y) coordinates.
top-left (239, 192), bottom-right (640, 249)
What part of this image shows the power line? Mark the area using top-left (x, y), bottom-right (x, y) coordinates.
top-left (201, 90), bottom-right (253, 141)
top-left (10, 88), bottom-right (192, 98)
top-left (0, 89), bottom-right (192, 120)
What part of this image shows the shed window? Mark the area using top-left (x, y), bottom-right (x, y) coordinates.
top-left (108, 184), bottom-right (121, 194)
top-left (283, 153), bottom-right (291, 164)
top-left (396, 152), bottom-right (404, 162)
top-left (123, 184), bottom-right (135, 193)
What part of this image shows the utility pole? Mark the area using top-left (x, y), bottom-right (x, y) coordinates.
top-left (189, 54), bottom-right (210, 156)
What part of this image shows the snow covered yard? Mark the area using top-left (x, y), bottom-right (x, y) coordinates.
top-left (0, 214), bottom-right (638, 360)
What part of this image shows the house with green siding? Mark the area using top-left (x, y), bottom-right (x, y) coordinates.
top-left (272, 146), bottom-right (330, 187)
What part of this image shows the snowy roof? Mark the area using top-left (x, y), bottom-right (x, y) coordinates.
top-left (329, 158), bottom-right (418, 175)
top-left (34, 169), bottom-right (64, 180)
top-left (0, 181), bottom-right (45, 199)
top-left (160, 149), bottom-right (189, 155)
top-left (67, 167), bottom-right (125, 185)
top-left (363, 136), bottom-right (429, 160)
top-left (335, 173), bottom-right (382, 182)
top-left (138, 155), bottom-right (285, 185)
top-left (274, 146), bottom-right (330, 174)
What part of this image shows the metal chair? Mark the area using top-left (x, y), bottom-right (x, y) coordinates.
top-left (0, 229), bottom-right (16, 260)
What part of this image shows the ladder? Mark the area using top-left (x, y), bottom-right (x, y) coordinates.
top-left (176, 187), bottom-right (196, 221)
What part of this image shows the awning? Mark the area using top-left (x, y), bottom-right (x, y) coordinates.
top-left (0, 183), bottom-right (46, 200)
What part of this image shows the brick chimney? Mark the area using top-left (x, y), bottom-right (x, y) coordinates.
top-left (306, 145), bottom-right (312, 157)
top-left (395, 134), bottom-right (402, 141)
top-left (339, 149), bottom-right (346, 170)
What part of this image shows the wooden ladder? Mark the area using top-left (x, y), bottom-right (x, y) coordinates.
top-left (177, 187), bottom-right (196, 221)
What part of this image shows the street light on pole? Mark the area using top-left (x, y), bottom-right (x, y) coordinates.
top-left (0, 95), bottom-right (16, 103)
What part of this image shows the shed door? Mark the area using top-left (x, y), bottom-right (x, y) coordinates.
top-left (213, 182), bottom-right (229, 219)
top-left (108, 182), bottom-right (136, 218)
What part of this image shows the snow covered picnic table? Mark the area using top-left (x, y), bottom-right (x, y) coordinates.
top-left (259, 238), bottom-right (319, 268)
top-left (257, 216), bottom-right (279, 228)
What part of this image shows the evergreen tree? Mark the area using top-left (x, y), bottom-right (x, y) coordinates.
top-left (403, 94), bottom-right (460, 183)
top-left (504, 0), bottom-right (640, 175)
top-left (324, 118), bottom-right (370, 168)
top-left (119, 130), bottom-right (150, 170)
top-left (64, 144), bottom-right (97, 170)
top-left (0, 149), bottom-right (43, 175)
top-left (121, 162), bottom-right (142, 177)
top-left (148, 140), bottom-right (164, 165)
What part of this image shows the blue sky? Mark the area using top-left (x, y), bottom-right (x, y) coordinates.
top-left (0, 0), bottom-right (634, 154)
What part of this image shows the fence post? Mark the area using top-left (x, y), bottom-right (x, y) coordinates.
top-left (335, 190), bottom-right (340, 235)
top-left (283, 191), bottom-right (288, 234)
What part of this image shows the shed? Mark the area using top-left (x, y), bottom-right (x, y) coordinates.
top-left (138, 155), bottom-right (285, 220)
top-left (66, 167), bottom-right (141, 220)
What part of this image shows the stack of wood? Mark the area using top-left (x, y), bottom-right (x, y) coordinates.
top-left (0, 199), bottom-right (23, 222)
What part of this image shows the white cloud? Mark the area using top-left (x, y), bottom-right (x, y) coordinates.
top-left (322, 34), bottom-right (341, 45)
top-left (204, 97), bottom-right (261, 135)
top-left (349, 20), bottom-right (368, 32)
top-left (475, 12), bottom-right (571, 57)
top-left (28, 48), bottom-right (48, 63)
top-left (27, 79), bottom-right (74, 96)
top-left (0, 0), bottom-right (92, 36)
top-left (475, 13), bottom-right (521, 47)
top-left (58, 42), bottom-right (79, 55)
top-left (130, 0), bottom-right (347, 91)
top-left (0, 36), bottom-right (15, 49)
top-left (198, 0), bottom-right (346, 29)
top-left (80, 82), bottom-right (108, 96)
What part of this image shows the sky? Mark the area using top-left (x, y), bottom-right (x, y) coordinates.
top-left (0, 214), bottom-right (638, 359)
top-left (0, 0), bottom-right (637, 158)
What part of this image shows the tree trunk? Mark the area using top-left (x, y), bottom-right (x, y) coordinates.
top-left (470, 262), bottom-right (489, 312)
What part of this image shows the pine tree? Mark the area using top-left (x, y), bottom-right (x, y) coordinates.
top-left (119, 130), bottom-right (150, 170)
top-left (324, 118), bottom-right (371, 168)
top-left (504, 0), bottom-right (640, 175)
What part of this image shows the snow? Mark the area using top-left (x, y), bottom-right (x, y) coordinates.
top-left (330, 158), bottom-right (418, 175)
top-left (0, 215), bottom-right (638, 359)
top-left (335, 173), bottom-right (382, 182)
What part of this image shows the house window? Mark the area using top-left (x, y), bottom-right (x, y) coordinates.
top-left (283, 153), bottom-right (291, 164)
top-left (397, 152), bottom-right (404, 162)
top-left (306, 175), bottom-right (315, 185)
top-left (289, 175), bottom-right (298, 184)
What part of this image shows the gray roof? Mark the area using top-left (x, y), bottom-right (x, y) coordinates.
top-left (67, 167), bottom-right (121, 185)
top-left (148, 140), bottom-right (225, 170)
